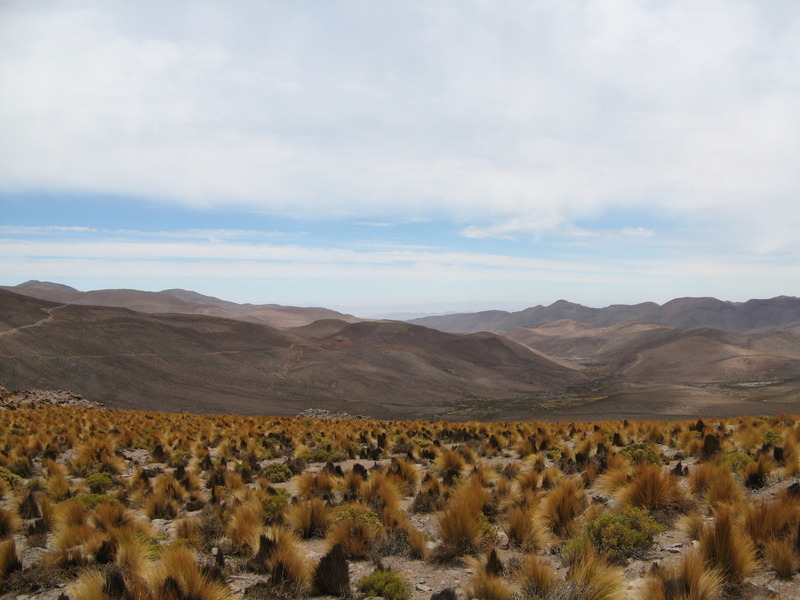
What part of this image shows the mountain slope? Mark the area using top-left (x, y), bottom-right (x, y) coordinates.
top-left (0, 289), bottom-right (584, 418)
top-left (3, 281), bottom-right (360, 329)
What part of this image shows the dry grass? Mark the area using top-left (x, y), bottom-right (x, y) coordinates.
top-left (616, 463), bottom-right (690, 514)
top-left (502, 505), bottom-right (550, 552)
top-left (5, 405), bottom-right (800, 599)
top-left (643, 553), bottom-right (723, 600)
top-left (286, 497), bottom-right (332, 539)
top-left (699, 505), bottom-right (758, 584)
top-left (566, 549), bottom-right (625, 600)
top-left (765, 538), bottom-right (798, 579)
top-left (540, 478), bottom-right (585, 539)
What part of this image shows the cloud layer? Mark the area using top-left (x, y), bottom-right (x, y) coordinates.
top-left (3, 4), bottom-right (799, 234)
top-left (1, 2), bottom-right (799, 311)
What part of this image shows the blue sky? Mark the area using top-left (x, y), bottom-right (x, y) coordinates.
top-left (2, 1), bottom-right (799, 317)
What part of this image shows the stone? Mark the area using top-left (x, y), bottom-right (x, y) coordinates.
top-left (313, 543), bottom-right (350, 597)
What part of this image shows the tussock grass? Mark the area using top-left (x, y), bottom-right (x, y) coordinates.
top-left (616, 463), bottom-right (690, 515)
top-left (540, 479), bottom-right (585, 539)
top-left (286, 497), bottom-right (332, 539)
top-left (699, 505), bottom-right (758, 584)
top-left (644, 553), bottom-right (723, 600)
top-left (503, 504), bottom-right (550, 552)
top-left (0, 508), bottom-right (21, 540)
top-left (765, 538), bottom-right (797, 579)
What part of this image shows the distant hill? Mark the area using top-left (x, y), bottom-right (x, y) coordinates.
top-left (409, 296), bottom-right (800, 334)
top-left (0, 289), bottom-right (585, 418)
top-left (3, 280), bottom-right (361, 330)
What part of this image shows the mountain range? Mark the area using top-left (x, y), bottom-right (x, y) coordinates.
top-left (1, 281), bottom-right (799, 420)
top-left (409, 296), bottom-right (800, 334)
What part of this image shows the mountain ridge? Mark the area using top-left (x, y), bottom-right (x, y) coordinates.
top-left (409, 296), bottom-right (800, 334)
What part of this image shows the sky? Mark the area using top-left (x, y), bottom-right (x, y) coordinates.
top-left (2, 1), bottom-right (799, 317)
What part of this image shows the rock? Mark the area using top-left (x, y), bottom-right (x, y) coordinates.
top-left (0, 389), bottom-right (104, 410)
top-left (485, 549), bottom-right (503, 576)
top-left (313, 543), bottom-right (350, 597)
top-left (296, 408), bottom-right (372, 420)
top-left (431, 589), bottom-right (458, 600)
top-left (497, 531), bottom-right (509, 549)
top-left (416, 583), bottom-right (433, 592)
top-left (701, 434), bottom-right (720, 460)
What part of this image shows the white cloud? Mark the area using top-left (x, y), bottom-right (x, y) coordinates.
top-left (0, 1), bottom-right (799, 253)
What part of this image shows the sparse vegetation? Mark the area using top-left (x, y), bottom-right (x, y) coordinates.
top-left (1, 404), bottom-right (800, 599)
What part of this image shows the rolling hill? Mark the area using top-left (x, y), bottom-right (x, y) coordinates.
top-left (0, 289), bottom-right (585, 419)
top-left (2, 280), bottom-right (360, 329)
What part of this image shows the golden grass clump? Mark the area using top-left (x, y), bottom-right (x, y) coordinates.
top-left (742, 498), bottom-right (800, 550)
top-left (540, 478), bottom-right (586, 539)
top-left (502, 504), bottom-right (550, 552)
top-left (699, 505), bottom-right (758, 584)
top-left (0, 538), bottom-right (22, 583)
top-left (149, 543), bottom-right (239, 600)
top-left (433, 476), bottom-right (491, 561)
top-left (469, 559), bottom-right (512, 600)
top-left (286, 497), bottom-right (333, 539)
top-left (566, 549), bottom-right (626, 600)
top-left (227, 500), bottom-right (263, 555)
top-left (252, 527), bottom-right (311, 594)
top-left (616, 463), bottom-right (690, 514)
top-left (0, 508), bottom-right (21, 540)
top-left (764, 538), bottom-right (798, 579)
top-left (643, 553), bottom-right (723, 600)
top-left (516, 554), bottom-right (556, 598)
top-left (66, 569), bottom-right (106, 600)
top-left (326, 502), bottom-right (386, 560)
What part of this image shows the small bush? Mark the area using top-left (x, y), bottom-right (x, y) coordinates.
top-left (69, 494), bottom-right (120, 510)
top-left (0, 467), bottom-right (24, 489)
top-left (574, 506), bottom-right (665, 564)
top-left (84, 473), bottom-right (113, 494)
top-left (261, 463), bottom-right (293, 483)
top-left (262, 488), bottom-right (290, 523)
top-left (620, 443), bottom-right (661, 466)
top-left (356, 569), bottom-right (411, 600)
top-left (723, 451), bottom-right (754, 474)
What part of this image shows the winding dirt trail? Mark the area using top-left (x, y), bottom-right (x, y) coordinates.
top-left (0, 304), bottom-right (68, 338)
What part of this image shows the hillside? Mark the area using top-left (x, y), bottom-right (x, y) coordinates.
top-left (2, 280), bottom-right (361, 329)
top-left (0, 289), bottom-right (585, 419)
top-left (410, 296), bottom-right (800, 334)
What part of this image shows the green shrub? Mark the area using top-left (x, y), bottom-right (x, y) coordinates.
top-left (84, 472), bottom-right (113, 494)
top-left (262, 488), bottom-right (290, 523)
top-left (568, 506), bottom-right (665, 564)
top-left (621, 443), bottom-right (661, 466)
top-left (333, 504), bottom-right (384, 532)
top-left (356, 569), bottom-right (411, 600)
top-left (0, 466), bottom-right (24, 489)
top-left (724, 451), bottom-right (754, 474)
top-left (167, 449), bottom-right (189, 468)
top-left (411, 436), bottom-right (433, 448)
top-left (69, 494), bottom-right (120, 509)
top-left (261, 463), bottom-right (293, 483)
top-left (298, 447), bottom-right (344, 463)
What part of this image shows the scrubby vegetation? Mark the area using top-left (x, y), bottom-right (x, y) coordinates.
top-left (0, 406), bottom-right (799, 599)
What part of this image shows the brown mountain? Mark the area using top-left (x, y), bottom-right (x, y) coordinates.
top-left (410, 296), bottom-right (800, 334)
top-left (0, 289), bottom-right (584, 418)
top-left (3, 280), bottom-right (360, 329)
